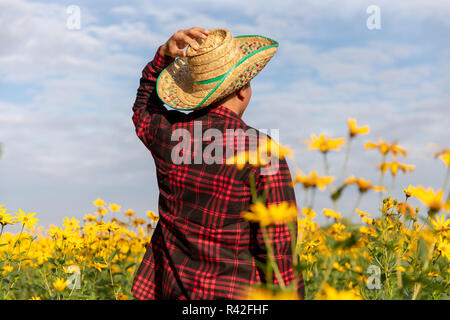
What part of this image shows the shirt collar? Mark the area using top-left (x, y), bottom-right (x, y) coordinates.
top-left (205, 104), bottom-right (244, 123)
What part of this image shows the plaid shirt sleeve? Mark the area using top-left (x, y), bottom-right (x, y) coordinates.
top-left (253, 158), bottom-right (305, 298)
top-left (132, 46), bottom-right (175, 149)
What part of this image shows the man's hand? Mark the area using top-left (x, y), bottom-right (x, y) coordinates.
top-left (159, 27), bottom-right (209, 58)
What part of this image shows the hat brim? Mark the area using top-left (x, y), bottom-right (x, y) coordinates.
top-left (156, 35), bottom-right (279, 111)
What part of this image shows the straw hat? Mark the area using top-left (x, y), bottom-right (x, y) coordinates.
top-left (156, 28), bottom-right (278, 111)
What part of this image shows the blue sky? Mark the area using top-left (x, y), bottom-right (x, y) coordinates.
top-left (0, 0), bottom-right (449, 228)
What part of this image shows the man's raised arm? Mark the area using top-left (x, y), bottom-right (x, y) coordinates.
top-left (132, 28), bottom-right (209, 149)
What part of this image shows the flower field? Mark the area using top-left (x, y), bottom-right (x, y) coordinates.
top-left (1, 118), bottom-right (449, 300)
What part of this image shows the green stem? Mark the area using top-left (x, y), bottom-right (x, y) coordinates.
top-left (338, 138), bottom-right (352, 184)
top-left (308, 187), bottom-right (317, 210)
top-left (412, 240), bottom-right (436, 300)
top-left (442, 165), bottom-right (449, 192)
top-left (350, 192), bottom-right (363, 221)
top-left (390, 175), bottom-right (397, 197)
top-left (261, 226), bottom-right (286, 289)
top-left (322, 152), bottom-right (335, 194)
top-left (315, 254), bottom-right (336, 299)
top-left (287, 222), bottom-right (299, 291)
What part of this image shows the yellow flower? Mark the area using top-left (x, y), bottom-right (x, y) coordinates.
top-left (322, 209), bottom-right (342, 220)
top-left (365, 138), bottom-right (407, 158)
top-left (14, 209), bottom-right (39, 229)
top-left (0, 206), bottom-right (15, 226)
top-left (97, 207), bottom-right (108, 216)
top-left (53, 278), bottom-right (69, 292)
top-left (293, 170), bottom-right (335, 190)
top-left (396, 266), bottom-right (406, 272)
top-left (439, 151), bottom-right (450, 166)
top-left (103, 220), bottom-right (120, 233)
top-left (93, 198), bottom-right (106, 207)
top-left (117, 293), bottom-right (129, 300)
top-left (436, 237), bottom-right (450, 260)
top-left (124, 209), bottom-right (135, 217)
top-left (301, 207), bottom-right (317, 220)
top-left (305, 133), bottom-right (346, 153)
top-left (83, 213), bottom-right (98, 222)
top-left (345, 175), bottom-right (386, 193)
top-left (108, 203), bottom-right (121, 213)
top-left (348, 118), bottom-right (369, 138)
top-left (333, 262), bottom-right (345, 272)
top-left (132, 218), bottom-right (147, 228)
top-left (90, 262), bottom-right (108, 272)
top-left (403, 185), bottom-right (414, 198)
top-left (411, 186), bottom-right (448, 212)
top-left (378, 161), bottom-right (415, 177)
top-left (429, 213), bottom-right (450, 233)
top-left (244, 287), bottom-right (300, 300)
top-left (146, 211), bottom-right (159, 223)
top-left (356, 208), bottom-right (370, 218)
top-left (361, 216), bottom-right (374, 225)
top-left (29, 296), bottom-right (41, 300)
top-left (62, 217), bottom-right (80, 230)
top-left (242, 202), bottom-right (298, 227)
top-left (226, 137), bottom-right (292, 169)
top-left (2, 265), bottom-right (14, 276)
top-left (315, 284), bottom-right (362, 300)
top-left (258, 137), bottom-right (293, 160)
top-left (427, 272), bottom-right (439, 277)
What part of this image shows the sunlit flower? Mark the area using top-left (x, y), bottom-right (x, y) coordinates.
top-left (403, 185), bottom-right (414, 198)
top-left (108, 203), bottom-right (121, 213)
top-left (322, 209), bottom-right (342, 220)
top-left (124, 209), bottom-right (135, 217)
top-left (429, 213), bottom-right (450, 233)
top-left (62, 217), bottom-right (80, 230)
top-left (355, 208), bottom-right (370, 218)
top-left (53, 278), bottom-right (69, 292)
top-left (293, 170), bottom-right (335, 190)
top-left (365, 138), bottom-right (407, 158)
top-left (2, 265), bottom-right (14, 276)
top-left (83, 213), bottom-right (98, 222)
top-left (93, 198), bottom-right (106, 207)
top-left (378, 161), bottom-right (415, 177)
top-left (439, 151), bottom-right (450, 166)
top-left (301, 207), bottom-right (317, 220)
top-left (347, 118), bottom-right (369, 138)
top-left (146, 211), bottom-right (159, 223)
top-left (0, 205), bottom-right (15, 226)
top-left (345, 175), bottom-right (386, 193)
top-left (333, 262), bottom-right (345, 272)
top-left (244, 287), bottom-right (300, 300)
top-left (97, 207), bottom-right (108, 216)
top-left (226, 137), bottom-right (292, 169)
top-left (242, 202), bottom-right (298, 227)
top-left (90, 262), bottom-right (108, 272)
top-left (411, 186), bottom-right (449, 212)
top-left (315, 284), bottom-right (362, 300)
top-left (14, 209), bottom-right (39, 229)
top-left (305, 133), bottom-right (346, 153)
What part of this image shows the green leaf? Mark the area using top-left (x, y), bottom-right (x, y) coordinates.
top-left (108, 249), bottom-right (119, 263)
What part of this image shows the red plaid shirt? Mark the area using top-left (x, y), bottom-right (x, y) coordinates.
top-left (131, 47), bottom-right (304, 300)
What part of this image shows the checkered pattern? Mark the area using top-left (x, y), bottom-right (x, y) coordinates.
top-left (131, 47), bottom-right (304, 300)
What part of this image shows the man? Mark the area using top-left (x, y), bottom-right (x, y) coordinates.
top-left (131, 27), bottom-right (304, 299)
